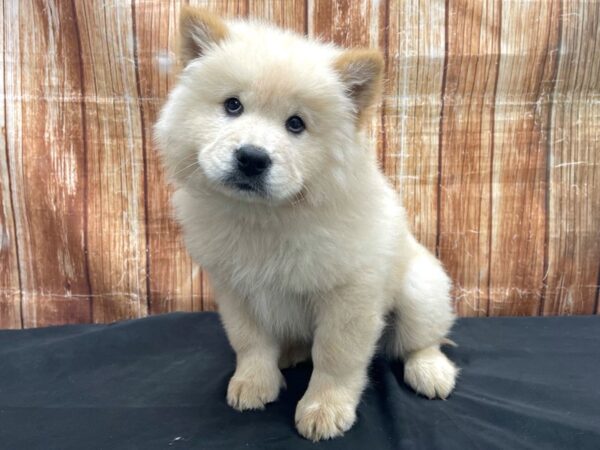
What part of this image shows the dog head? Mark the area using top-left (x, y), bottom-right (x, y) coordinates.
top-left (155, 7), bottom-right (383, 205)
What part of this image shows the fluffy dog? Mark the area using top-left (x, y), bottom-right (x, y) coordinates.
top-left (155, 7), bottom-right (458, 441)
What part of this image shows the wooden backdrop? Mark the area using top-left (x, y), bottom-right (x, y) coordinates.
top-left (1, 0), bottom-right (599, 329)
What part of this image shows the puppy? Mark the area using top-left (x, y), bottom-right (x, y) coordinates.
top-left (155, 7), bottom-right (458, 441)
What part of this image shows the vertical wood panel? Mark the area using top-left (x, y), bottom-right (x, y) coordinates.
top-left (249, 0), bottom-right (307, 33)
top-left (544, 1), bottom-right (600, 315)
top-left (5, 0), bottom-right (91, 327)
top-left (134, 1), bottom-right (202, 315)
top-left (438, 0), bottom-right (501, 317)
top-left (309, 0), bottom-right (377, 46)
top-left (386, 0), bottom-right (445, 252)
top-left (74, 1), bottom-right (147, 323)
top-left (188, 0), bottom-right (248, 17)
top-left (0, 0), bottom-right (22, 329)
top-left (488, 1), bottom-right (560, 316)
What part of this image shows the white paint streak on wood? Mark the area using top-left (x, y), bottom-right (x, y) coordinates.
top-left (3, 0), bottom-right (27, 328)
top-left (0, 47), bottom-right (22, 328)
top-left (545, 0), bottom-right (600, 315)
top-left (389, 0), bottom-right (445, 252)
top-left (489, 0), bottom-right (557, 316)
top-left (77, 1), bottom-right (148, 322)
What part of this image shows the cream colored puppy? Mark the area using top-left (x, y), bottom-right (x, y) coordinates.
top-left (155, 7), bottom-right (458, 442)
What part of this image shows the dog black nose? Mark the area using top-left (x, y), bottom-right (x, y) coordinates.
top-left (235, 145), bottom-right (272, 177)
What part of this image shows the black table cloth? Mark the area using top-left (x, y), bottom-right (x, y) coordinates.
top-left (1, 312), bottom-right (599, 449)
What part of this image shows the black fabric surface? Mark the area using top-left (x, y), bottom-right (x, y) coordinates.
top-left (0, 313), bottom-right (599, 449)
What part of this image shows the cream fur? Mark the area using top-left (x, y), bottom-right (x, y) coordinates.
top-left (155, 9), bottom-right (457, 442)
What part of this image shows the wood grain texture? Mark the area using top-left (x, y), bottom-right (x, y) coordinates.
top-left (73, 1), bottom-right (147, 323)
top-left (309, 0), bottom-right (378, 46)
top-left (438, 0), bottom-right (500, 317)
top-left (1, 0), bottom-right (599, 329)
top-left (188, 0), bottom-right (248, 17)
top-left (488, 1), bottom-right (560, 316)
top-left (133, 1), bottom-right (202, 315)
top-left (543, 1), bottom-right (600, 315)
top-left (249, 0), bottom-right (307, 33)
top-left (4, 0), bottom-right (91, 328)
top-left (0, 0), bottom-right (21, 329)
top-left (385, 0), bottom-right (445, 253)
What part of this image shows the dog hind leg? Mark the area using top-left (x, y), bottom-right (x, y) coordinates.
top-left (384, 244), bottom-right (458, 399)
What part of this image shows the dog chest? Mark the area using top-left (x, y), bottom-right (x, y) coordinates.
top-left (198, 218), bottom-right (353, 295)
top-left (174, 186), bottom-right (398, 299)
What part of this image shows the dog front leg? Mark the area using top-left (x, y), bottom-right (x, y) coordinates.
top-left (218, 289), bottom-right (285, 411)
top-left (295, 280), bottom-right (385, 441)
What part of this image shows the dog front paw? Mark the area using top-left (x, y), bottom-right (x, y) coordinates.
top-left (404, 346), bottom-right (458, 399)
top-left (227, 368), bottom-right (285, 411)
top-left (295, 392), bottom-right (357, 441)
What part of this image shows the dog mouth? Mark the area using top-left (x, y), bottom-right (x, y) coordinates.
top-left (222, 175), bottom-right (267, 197)
top-left (234, 181), bottom-right (257, 192)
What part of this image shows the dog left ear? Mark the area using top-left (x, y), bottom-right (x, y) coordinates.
top-left (334, 49), bottom-right (384, 124)
top-left (179, 6), bottom-right (229, 66)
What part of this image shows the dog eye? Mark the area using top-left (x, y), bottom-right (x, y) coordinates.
top-left (224, 97), bottom-right (243, 116)
top-left (286, 115), bottom-right (305, 134)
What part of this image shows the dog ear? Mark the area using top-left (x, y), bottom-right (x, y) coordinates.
top-left (334, 49), bottom-right (384, 124)
top-left (179, 6), bottom-right (229, 66)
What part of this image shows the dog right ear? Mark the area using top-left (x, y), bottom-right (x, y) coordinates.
top-left (334, 49), bottom-right (384, 126)
top-left (179, 6), bottom-right (229, 66)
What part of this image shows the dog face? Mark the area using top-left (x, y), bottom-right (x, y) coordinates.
top-left (155, 8), bottom-right (383, 205)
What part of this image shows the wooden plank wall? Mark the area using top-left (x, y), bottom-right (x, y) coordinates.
top-left (0, 0), bottom-right (599, 329)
